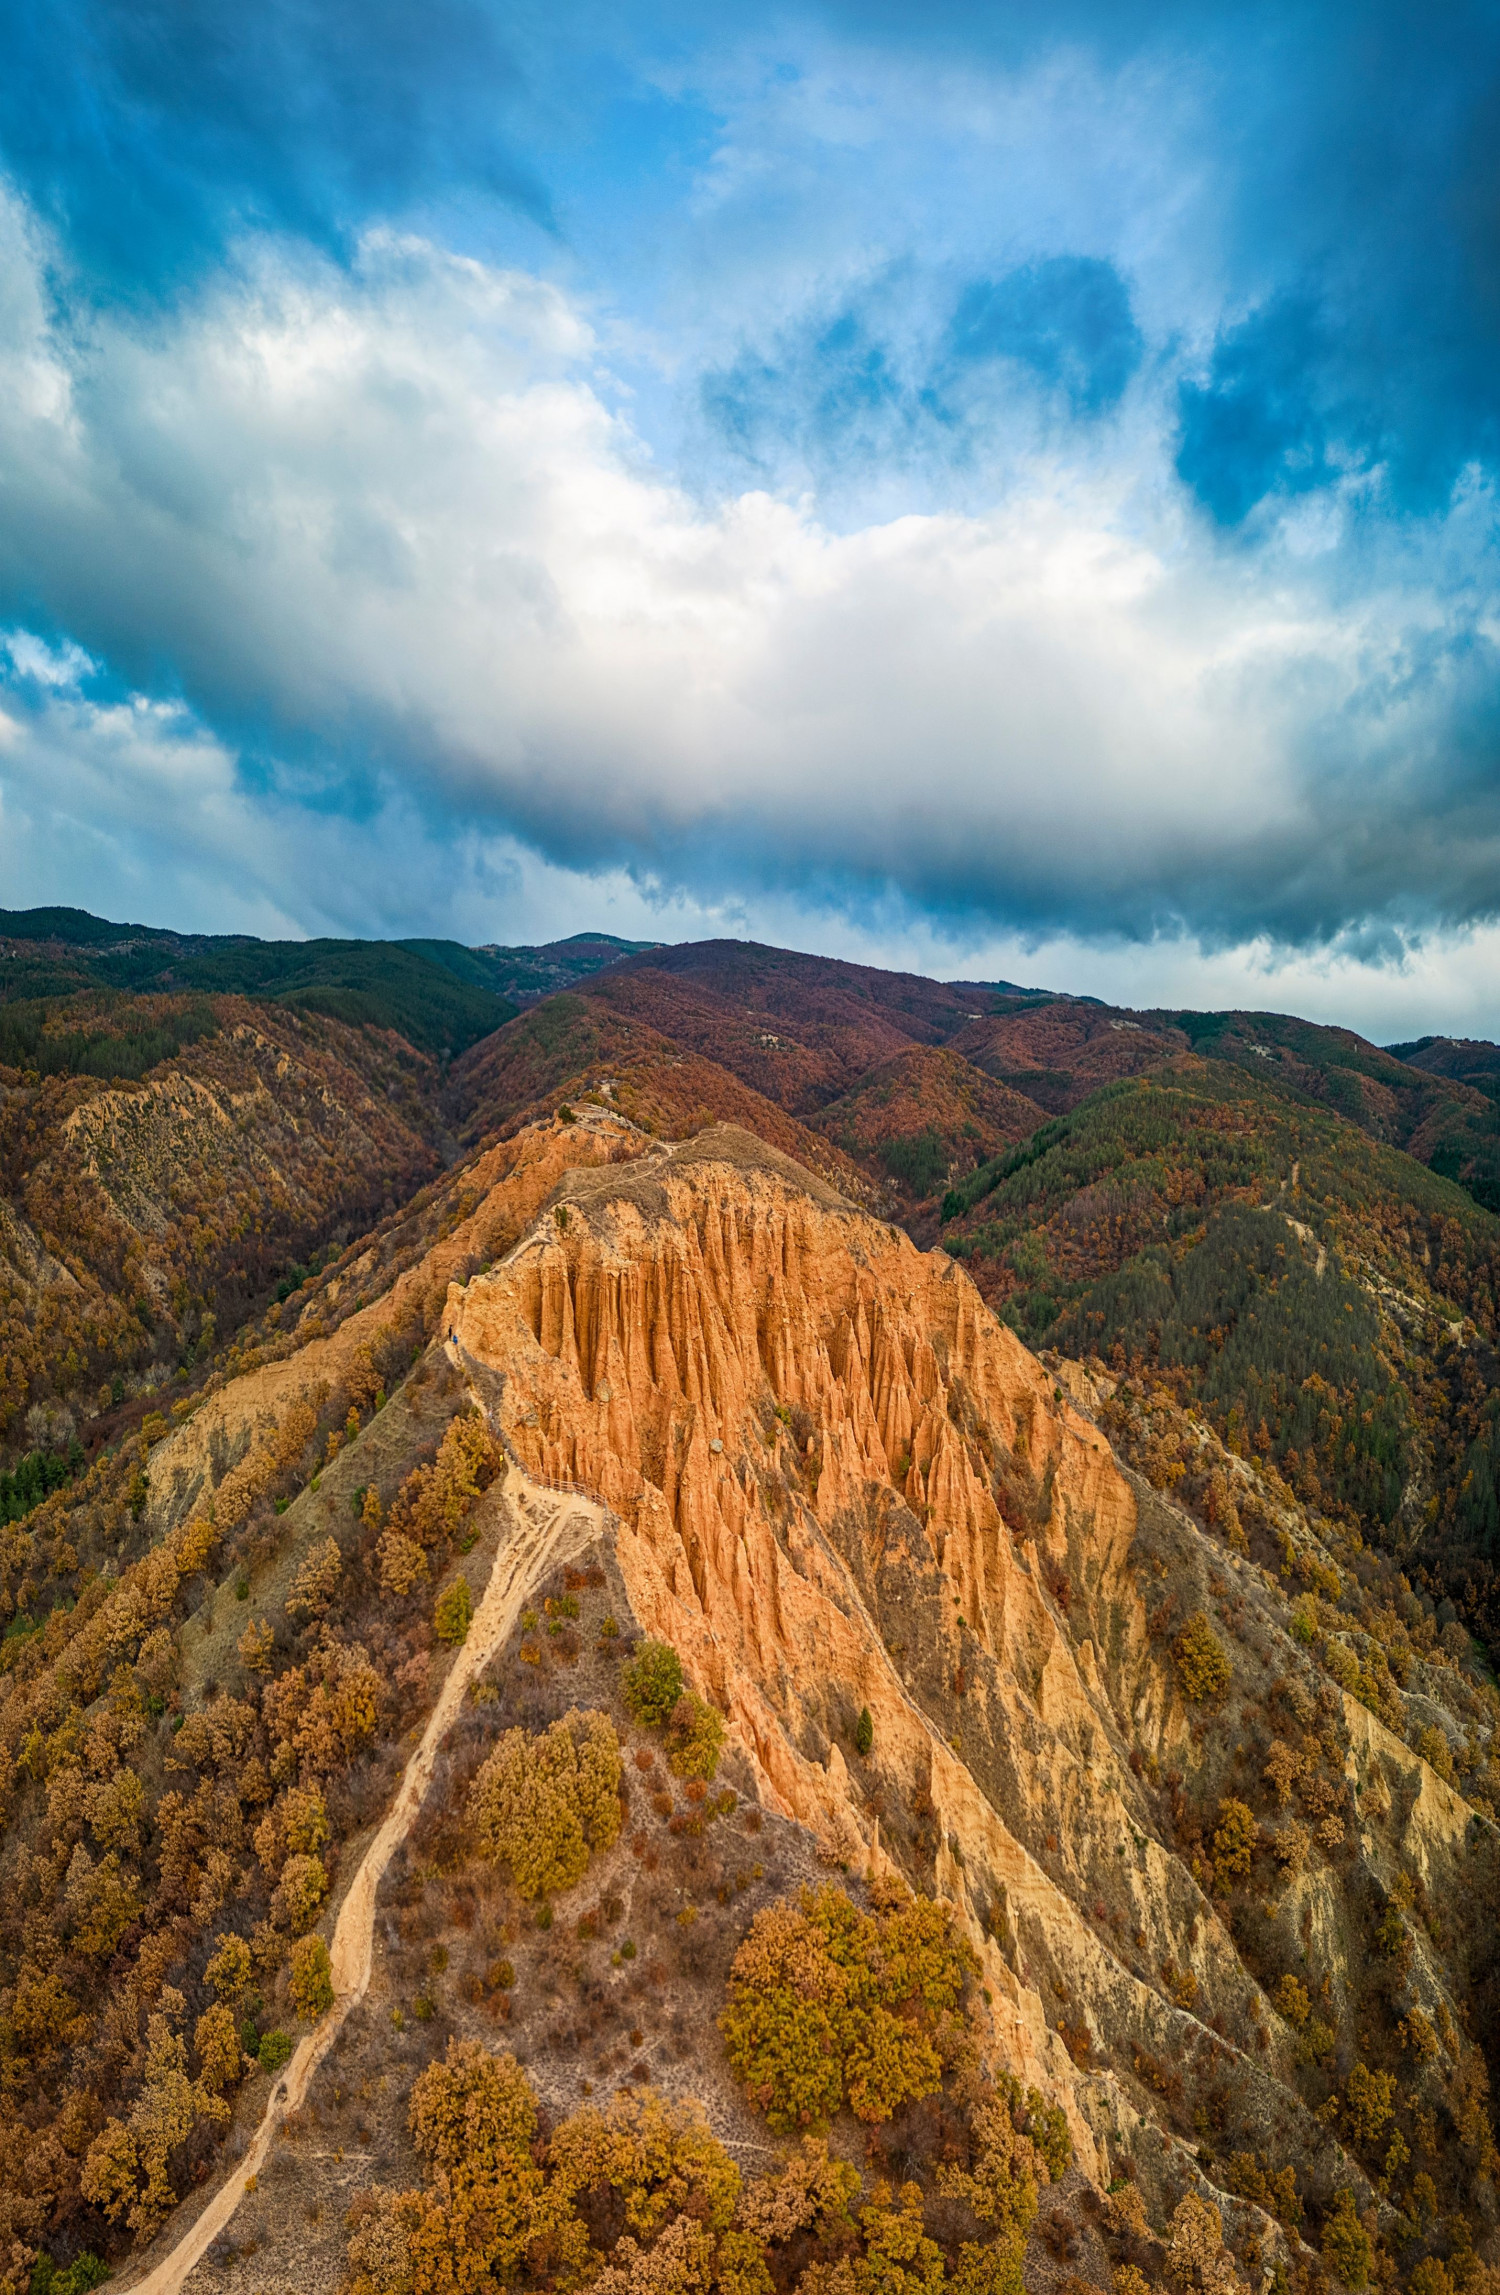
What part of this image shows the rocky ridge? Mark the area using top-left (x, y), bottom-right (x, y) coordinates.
top-left (439, 1125), bottom-right (1497, 2249)
top-left (0, 1111), bottom-right (1494, 2295)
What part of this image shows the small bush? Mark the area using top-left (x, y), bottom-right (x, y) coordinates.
top-left (469, 1709), bottom-right (623, 1899)
top-left (1174, 1612), bottom-right (1231, 1704)
top-left (205, 1933), bottom-right (254, 2002)
top-left (1321, 2190), bottom-right (1372, 2289)
top-left (666, 1691), bottom-right (726, 1780)
top-left (855, 1707), bottom-right (874, 1758)
top-left (194, 2003), bottom-right (244, 2093)
top-left (1305, 2018), bottom-right (1337, 2065)
top-left (1211, 1798), bottom-right (1257, 1886)
top-left (377, 1530), bottom-right (428, 1597)
top-left (29, 2254), bottom-right (110, 2295)
top-left (286, 1537), bottom-right (342, 1623)
top-left (1398, 2005), bottom-right (1439, 2060)
top-left (1273, 1973), bottom-right (1310, 2027)
top-left (435, 1576), bottom-right (473, 1646)
top-left (1342, 2062), bottom-right (1395, 2147)
top-left (290, 1935), bottom-right (334, 2021)
top-left (1321, 1636), bottom-right (1363, 1697)
top-left (623, 1640), bottom-right (685, 1727)
top-left (238, 1617), bottom-right (275, 1675)
top-left (1417, 1724), bottom-right (1455, 1784)
top-left (258, 2029), bottom-right (294, 2074)
top-left (271, 1854), bottom-right (329, 1933)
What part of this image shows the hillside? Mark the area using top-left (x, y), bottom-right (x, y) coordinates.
top-left (435, 932), bottom-right (663, 1007)
top-left (936, 1061), bottom-right (1500, 1633)
top-left (0, 916), bottom-right (648, 1456)
top-left (0, 910), bottom-right (518, 1060)
top-left (949, 1004), bottom-right (1190, 1114)
top-left (0, 911), bottom-right (671, 1058)
top-left (0, 999), bottom-right (444, 1455)
top-left (0, 1116), bottom-right (1493, 2295)
top-left (1153, 1014), bottom-right (1500, 1211)
top-left (811, 1046), bottom-right (1047, 1203)
top-left (6, 912), bottom-right (1500, 1680)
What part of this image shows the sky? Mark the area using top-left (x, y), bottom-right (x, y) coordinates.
top-left (2, 0), bottom-right (1500, 1037)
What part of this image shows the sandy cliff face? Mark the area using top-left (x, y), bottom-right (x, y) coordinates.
top-left (443, 1129), bottom-right (1382, 2213)
top-left (61, 1111), bottom-right (1495, 2280)
top-left (127, 1109), bottom-right (1493, 2252)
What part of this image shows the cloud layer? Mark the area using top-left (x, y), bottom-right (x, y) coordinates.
top-left (1, 0), bottom-right (1499, 1022)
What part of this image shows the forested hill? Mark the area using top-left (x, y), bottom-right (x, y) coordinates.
top-left (935, 1061), bottom-right (1500, 1635)
top-left (5, 915), bottom-right (1500, 2292)
top-left (5, 910), bottom-right (1500, 1649)
top-left (0, 906), bottom-right (658, 1061)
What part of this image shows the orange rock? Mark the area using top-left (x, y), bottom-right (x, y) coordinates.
top-left (446, 1125), bottom-right (1173, 2166)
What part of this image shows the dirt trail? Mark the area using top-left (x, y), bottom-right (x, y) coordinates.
top-left (121, 1454), bottom-right (605, 2295)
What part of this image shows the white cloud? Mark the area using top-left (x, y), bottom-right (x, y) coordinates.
top-left (4, 622), bottom-right (1500, 1042)
top-left (0, 641), bottom-right (767, 946)
top-left (0, 185), bottom-right (1497, 987)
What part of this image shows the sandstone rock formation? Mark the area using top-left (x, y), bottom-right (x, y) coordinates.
top-left (439, 1124), bottom-right (1488, 2235)
top-left (34, 1111), bottom-right (1494, 2288)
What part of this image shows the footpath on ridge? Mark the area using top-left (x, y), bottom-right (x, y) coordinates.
top-left (120, 1447), bottom-right (606, 2295)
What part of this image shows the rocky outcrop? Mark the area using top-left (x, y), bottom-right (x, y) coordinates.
top-left (439, 1134), bottom-right (1293, 2195)
top-left (109, 1113), bottom-right (1500, 2266)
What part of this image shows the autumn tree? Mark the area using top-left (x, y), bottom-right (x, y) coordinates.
top-left (1174, 1613), bottom-right (1231, 1704)
top-left (435, 1576), bottom-right (473, 1646)
top-left (622, 1640), bottom-right (684, 1727)
top-left (82, 2014), bottom-right (230, 2239)
top-left (194, 2003), bottom-right (244, 2093)
top-left (721, 1878), bottom-right (976, 2133)
top-left (286, 1537), bottom-right (343, 1623)
top-left (291, 1934), bottom-right (335, 2020)
top-left (469, 1710), bottom-right (622, 1900)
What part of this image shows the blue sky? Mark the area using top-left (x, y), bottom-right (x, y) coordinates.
top-left (2, 0), bottom-right (1500, 1033)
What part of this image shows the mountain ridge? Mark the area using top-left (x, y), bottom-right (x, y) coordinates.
top-left (5, 908), bottom-right (1500, 1651)
top-left (0, 1107), bottom-right (1494, 2294)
